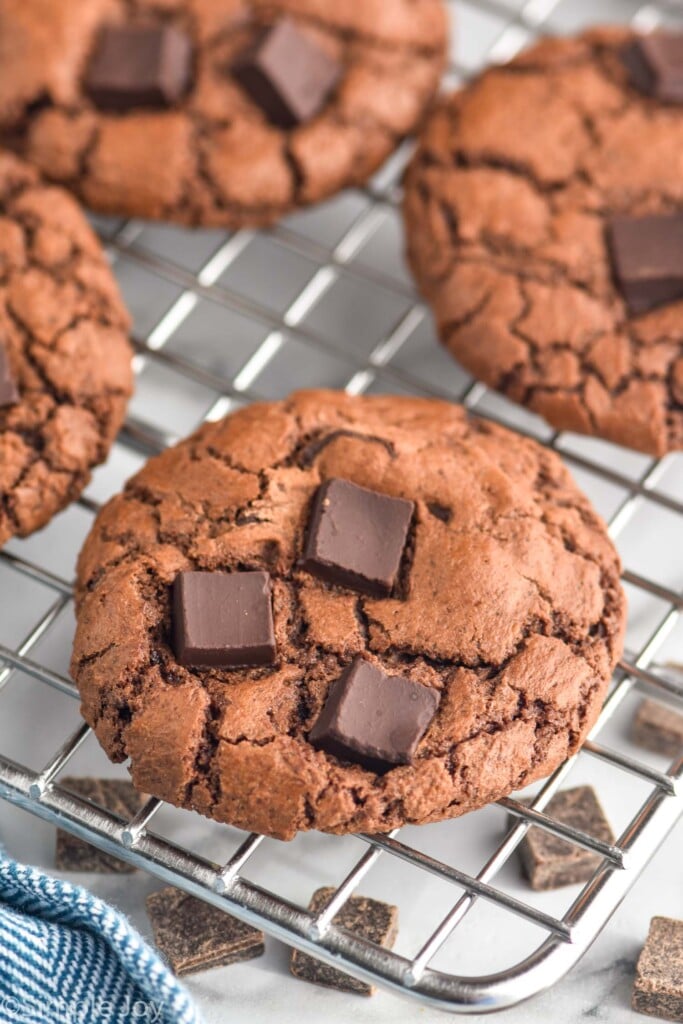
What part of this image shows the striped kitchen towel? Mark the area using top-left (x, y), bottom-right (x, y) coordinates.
top-left (0, 852), bottom-right (201, 1024)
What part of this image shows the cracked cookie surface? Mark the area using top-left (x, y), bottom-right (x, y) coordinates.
top-left (0, 0), bottom-right (447, 227)
top-left (0, 151), bottom-right (131, 546)
top-left (71, 390), bottom-right (625, 839)
top-left (403, 28), bottom-right (683, 456)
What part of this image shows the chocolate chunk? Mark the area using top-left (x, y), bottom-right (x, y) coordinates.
top-left (56, 777), bottom-right (147, 873)
top-left (514, 785), bottom-right (614, 891)
top-left (146, 887), bottom-right (265, 977)
top-left (172, 570), bottom-right (276, 669)
top-left (622, 33), bottom-right (683, 103)
top-left (607, 214), bottom-right (683, 314)
top-left (291, 888), bottom-right (398, 995)
top-left (632, 698), bottom-right (683, 759)
top-left (301, 478), bottom-right (414, 598)
top-left (309, 656), bottom-right (440, 772)
top-left (0, 340), bottom-right (18, 408)
top-left (632, 916), bottom-right (683, 1020)
top-left (232, 18), bottom-right (341, 129)
top-left (85, 25), bottom-right (193, 111)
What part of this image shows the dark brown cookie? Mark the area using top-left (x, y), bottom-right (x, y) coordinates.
top-left (515, 785), bottom-right (614, 891)
top-left (0, 0), bottom-right (447, 227)
top-left (403, 28), bottom-right (683, 456)
top-left (71, 390), bottom-right (625, 840)
top-left (0, 151), bottom-right (131, 546)
top-left (632, 916), bottom-right (683, 1020)
top-left (290, 888), bottom-right (398, 995)
top-left (56, 777), bottom-right (146, 873)
top-left (146, 887), bottom-right (265, 976)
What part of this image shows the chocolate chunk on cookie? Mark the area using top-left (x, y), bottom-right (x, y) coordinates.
top-left (71, 391), bottom-right (625, 840)
top-left (291, 888), bottom-right (398, 995)
top-left (146, 887), bottom-right (265, 976)
top-left (632, 699), bottom-right (683, 760)
top-left (301, 478), bottom-right (414, 597)
top-left (172, 570), bottom-right (276, 668)
top-left (622, 33), bottom-right (683, 103)
top-left (85, 25), bottom-right (193, 111)
top-left (309, 656), bottom-right (440, 772)
top-left (404, 28), bottom-right (683, 455)
top-left (0, 0), bottom-right (447, 227)
top-left (0, 152), bottom-right (131, 547)
top-left (515, 786), bottom-right (614, 890)
top-left (632, 916), bottom-right (683, 1021)
top-left (232, 19), bottom-right (341, 129)
top-left (56, 778), bottom-right (146, 873)
top-left (0, 339), bottom-right (19, 408)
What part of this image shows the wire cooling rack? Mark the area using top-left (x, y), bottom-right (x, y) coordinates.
top-left (1, 0), bottom-right (683, 1015)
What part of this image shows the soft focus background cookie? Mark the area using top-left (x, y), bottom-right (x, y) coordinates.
top-left (0, 151), bottom-right (131, 546)
top-left (71, 390), bottom-right (625, 840)
top-left (404, 27), bottom-right (683, 456)
top-left (0, 0), bottom-right (447, 227)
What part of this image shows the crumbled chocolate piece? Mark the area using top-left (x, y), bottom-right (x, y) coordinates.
top-left (291, 888), bottom-right (398, 995)
top-left (56, 777), bottom-right (146, 873)
top-left (515, 785), bottom-right (614, 890)
top-left (632, 916), bottom-right (683, 1020)
top-left (146, 887), bottom-right (265, 976)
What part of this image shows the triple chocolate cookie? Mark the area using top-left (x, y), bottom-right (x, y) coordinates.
top-left (0, 152), bottom-right (131, 546)
top-left (404, 28), bottom-right (683, 455)
top-left (71, 391), bottom-right (625, 840)
top-left (0, 0), bottom-right (447, 227)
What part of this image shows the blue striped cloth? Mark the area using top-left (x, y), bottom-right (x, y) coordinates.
top-left (0, 852), bottom-right (201, 1024)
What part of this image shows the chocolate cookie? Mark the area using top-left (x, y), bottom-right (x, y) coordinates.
top-left (0, 151), bottom-right (131, 546)
top-left (71, 391), bottom-right (625, 840)
top-left (0, 0), bottom-right (447, 227)
top-left (403, 28), bottom-right (683, 456)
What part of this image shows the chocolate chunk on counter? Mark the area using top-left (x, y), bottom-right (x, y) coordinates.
top-left (172, 570), bottom-right (276, 668)
top-left (607, 214), bottom-right (683, 315)
top-left (515, 786), bottom-right (614, 891)
top-left (232, 19), bottom-right (341, 129)
top-left (85, 25), bottom-right (193, 111)
top-left (56, 777), bottom-right (146, 873)
top-left (0, 341), bottom-right (18, 408)
top-left (309, 656), bottom-right (440, 773)
top-left (632, 916), bottom-right (683, 1021)
top-left (301, 478), bottom-right (414, 598)
top-left (632, 699), bottom-right (683, 760)
top-left (146, 887), bottom-right (265, 977)
top-left (291, 888), bottom-right (398, 995)
top-left (622, 33), bottom-right (683, 103)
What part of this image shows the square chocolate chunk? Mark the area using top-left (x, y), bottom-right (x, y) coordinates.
top-left (632, 699), bottom-right (683, 760)
top-left (301, 478), bottom-right (414, 598)
top-left (146, 887), bottom-right (265, 977)
top-left (607, 214), bottom-right (683, 315)
top-left (232, 19), bottom-right (341, 129)
top-left (172, 570), bottom-right (276, 669)
top-left (291, 888), bottom-right (398, 995)
top-left (56, 777), bottom-right (146, 873)
top-left (622, 33), bottom-right (683, 103)
top-left (85, 25), bottom-right (193, 111)
top-left (632, 916), bottom-right (683, 1021)
top-left (515, 786), bottom-right (614, 891)
top-left (0, 341), bottom-right (18, 408)
top-left (309, 656), bottom-right (440, 773)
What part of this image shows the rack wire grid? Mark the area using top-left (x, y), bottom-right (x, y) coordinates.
top-left (1, 0), bottom-right (683, 1015)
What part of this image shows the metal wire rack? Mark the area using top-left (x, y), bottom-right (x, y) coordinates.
top-left (1, 0), bottom-right (683, 1015)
